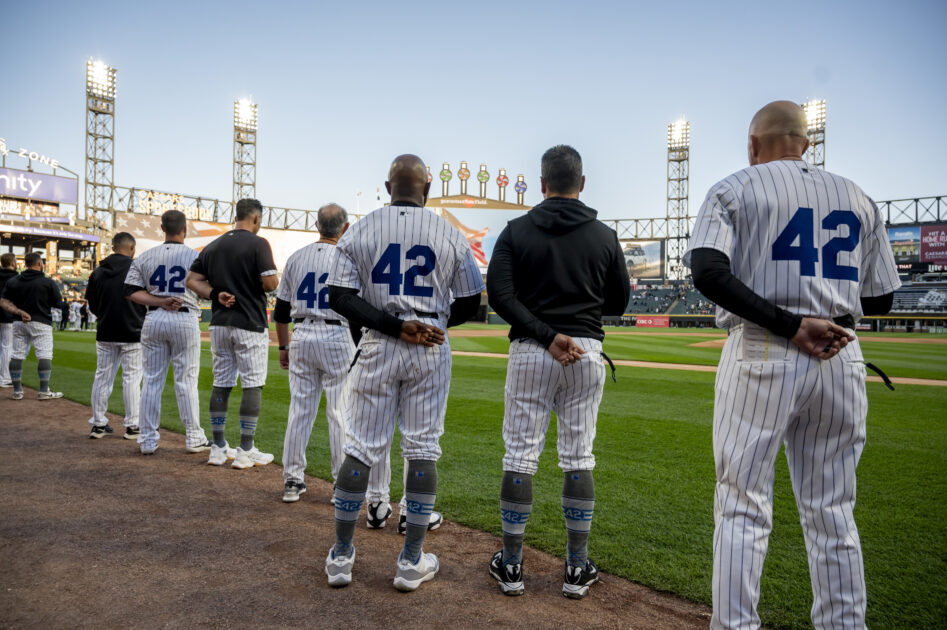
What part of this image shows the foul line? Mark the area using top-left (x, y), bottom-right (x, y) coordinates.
top-left (450, 351), bottom-right (947, 387)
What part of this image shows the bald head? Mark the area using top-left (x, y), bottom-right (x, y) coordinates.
top-left (386, 154), bottom-right (431, 206)
top-left (747, 100), bottom-right (810, 166)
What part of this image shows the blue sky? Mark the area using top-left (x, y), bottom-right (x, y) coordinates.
top-left (3, 0), bottom-right (945, 220)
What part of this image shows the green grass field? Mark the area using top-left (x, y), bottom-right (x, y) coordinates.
top-left (18, 328), bottom-right (947, 629)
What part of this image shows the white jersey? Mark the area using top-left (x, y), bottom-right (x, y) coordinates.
top-left (329, 205), bottom-right (484, 317)
top-left (277, 241), bottom-right (346, 321)
top-left (125, 242), bottom-right (201, 312)
top-left (684, 159), bottom-right (901, 330)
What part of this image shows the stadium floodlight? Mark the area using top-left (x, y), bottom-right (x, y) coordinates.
top-left (234, 98), bottom-right (258, 131)
top-left (86, 59), bottom-right (116, 99)
top-left (802, 98), bottom-right (826, 132)
top-left (668, 118), bottom-right (690, 149)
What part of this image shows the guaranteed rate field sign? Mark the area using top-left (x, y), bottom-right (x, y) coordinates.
top-left (0, 167), bottom-right (78, 205)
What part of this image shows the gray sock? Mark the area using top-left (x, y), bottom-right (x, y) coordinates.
top-left (501, 471), bottom-right (533, 565)
top-left (37, 358), bottom-right (51, 393)
top-left (209, 386), bottom-right (232, 447)
top-left (562, 470), bottom-right (595, 568)
top-left (333, 456), bottom-right (370, 557)
top-left (238, 386), bottom-right (262, 451)
top-left (401, 459), bottom-right (438, 564)
top-left (9, 358), bottom-right (22, 392)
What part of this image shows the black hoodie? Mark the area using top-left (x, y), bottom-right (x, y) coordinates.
top-left (0, 269), bottom-right (62, 326)
top-left (86, 254), bottom-right (146, 343)
top-left (487, 197), bottom-right (630, 346)
top-left (0, 268), bottom-right (17, 324)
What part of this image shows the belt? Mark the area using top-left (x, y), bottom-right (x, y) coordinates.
top-left (833, 314), bottom-right (856, 329)
top-left (148, 306), bottom-right (190, 313)
top-left (393, 310), bottom-right (439, 319)
top-left (293, 317), bottom-right (342, 326)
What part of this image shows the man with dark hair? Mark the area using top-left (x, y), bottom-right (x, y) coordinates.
top-left (486, 145), bottom-right (629, 598)
top-left (125, 211), bottom-right (210, 455)
top-left (186, 198), bottom-right (279, 469)
top-left (0, 252), bottom-right (64, 400)
top-left (85, 232), bottom-right (146, 439)
top-left (0, 253), bottom-right (18, 387)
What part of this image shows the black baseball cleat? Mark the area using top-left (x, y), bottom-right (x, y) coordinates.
top-left (562, 559), bottom-right (600, 599)
top-left (89, 424), bottom-right (115, 439)
top-left (282, 480), bottom-right (307, 503)
top-left (366, 502), bottom-right (392, 529)
top-left (124, 426), bottom-right (140, 440)
top-left (397, 511), bottom-right (443, 534)
top-left (489, 550), bottom-right (524, 596)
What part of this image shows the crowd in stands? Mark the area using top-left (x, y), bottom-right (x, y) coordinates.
top-left (626, 282), bottom-right (714, 315)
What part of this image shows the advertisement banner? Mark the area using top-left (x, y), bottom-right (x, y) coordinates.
top-left (621, 239), bottom-right (665, 280)
top-left (920, 224), bottom-right (947, 264)
top-left (4, 224), bottom-right (100, 242)
top-left (887, 225), bottom-right (920, 264)
top-left (0, 167), bottom-right (78, 205)
top-left (636, 315), bottom-right (669, 328)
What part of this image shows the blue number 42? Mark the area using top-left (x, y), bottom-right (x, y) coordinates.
top-left (771, 207), bottom-right (861, 281)
top-left (371, 243), bottom-right (436, 296)
top-left (149, 265), bottom-right (186, 293)
top-left (296, 272), bottom-right (330, 309)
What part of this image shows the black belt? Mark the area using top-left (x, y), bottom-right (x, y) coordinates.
top-left (414, 310), bottom-right (438, 319)
top-left (148, 306), bottom-right (189, 313)
top-left (833, 314), bottom-right (856, 329)
top-left (293, 317), bottom-right (342, 326)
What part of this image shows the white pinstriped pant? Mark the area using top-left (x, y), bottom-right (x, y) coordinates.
top-left (138, 310), bottom-right (206, 450)
top-left (282, 321), bottom-right (390, 500)
top-left (0, 322), bottom-right (11, 382)
top-left (501, 337), bottom-right (606, 475)
top-left (11, 321), bottom-right (53, 360)
top-left (712, 324), bottom-right (867, 630)
top-left (343, 326), bottom-right (452, 469)
top-left (209, 325), bottom-right (269, 388)
top-left (89, 341), bottom-right (142, 428)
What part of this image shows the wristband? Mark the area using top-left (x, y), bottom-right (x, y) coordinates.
top-left (209, 288), bottom-right (220, 302)
top-left (278, 345), bottom-right (289, 351)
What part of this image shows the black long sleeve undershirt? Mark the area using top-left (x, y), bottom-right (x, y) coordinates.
top-left (327, 286), bottom-right (404, 338)
top-left (446, 294), bottom-right (481, 328)
top-left (690, 248), bottom-right (895, 338)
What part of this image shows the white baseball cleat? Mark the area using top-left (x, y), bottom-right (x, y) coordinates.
top-left (393, 551), bottom-right (439, 592)
top-left (206, 443), bottom-right (236, 466)
top-left (37, 391), bottom-right (63, 400)
top-left (325, 547), bottom-right (355, 587)
top-left (185, 439), bottom-right (213, 453)
top-left (231, 447), bottom-right (274, 469)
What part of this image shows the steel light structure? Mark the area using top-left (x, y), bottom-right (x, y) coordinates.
top-left (233, 98), bottom-right (258, 203)
top-left (666, 118), bottom-right (691, 279)
top-left (85, 58), bottom-right (117, 228)
top-left (801, 98), bottom-right (826, 169)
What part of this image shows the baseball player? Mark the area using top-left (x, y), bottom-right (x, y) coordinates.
top-left (324, 154), bottom-right (483, 591)
top-left (0, 253), bottom-right (18, 387)
top-left (85, 232), bottom-right (146, 439)
top-left (685, 101), bottom-right (900, 630)
top-left (70, 299), bottom-right (81, 331)
top-left (0, 252), bottom-right (64, 400)
top-left (186, 198), bottom-right (279, 470)
top-left (486, 145), bottom-right (630, 599)
top-left (124, 210), bottom-right (211, 455)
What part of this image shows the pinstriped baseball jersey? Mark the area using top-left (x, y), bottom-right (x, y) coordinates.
top-left (125, 243), bottom-right (201, 311)
top-left (684, 159), bottom-right (901, 329)
top-left (329, 205), bottom-right (484, 316)
top-left (277, 242), bottom-right (346, 321)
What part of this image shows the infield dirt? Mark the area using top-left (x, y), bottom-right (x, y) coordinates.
top-left (0, 390), bottom-right (712, 629)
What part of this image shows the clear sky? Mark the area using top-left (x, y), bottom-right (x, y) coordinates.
top-left (3, 0), bottom-right (945, 221)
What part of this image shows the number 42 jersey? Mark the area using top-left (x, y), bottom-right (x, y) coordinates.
top-left (277, 241), bottom-right (347, 321)
top-left (329, 205), bottom-right (484, 318)
top-left (684, 159), bottom-right (901, 330)
top-left (124, 242), bottom-right (201, 312)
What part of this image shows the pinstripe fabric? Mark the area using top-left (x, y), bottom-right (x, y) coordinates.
top-left (11, 321), bottom-right (53, 360)
top-left (0, 323), bottom-right (12, 382)
top-left (88, 341), bottom-right (142, 427)
top-left (125, 243), bottom-right (202, 311)
top-left (501, 337), bottom-right (606, 475)
top-left (209, 326), bottom-right (269, 388)
top-left (276, 242), bottom-right (347, 321)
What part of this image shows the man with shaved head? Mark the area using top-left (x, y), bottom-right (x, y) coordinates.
top-left (685, 101), bottom-right (899, 629)
top-left (323, 154), bottom-right (484, 591)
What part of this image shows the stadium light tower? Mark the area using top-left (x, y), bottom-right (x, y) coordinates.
top-left (801, 98), bottom-right (826, 169)
top-left (666, 118), bottom-right (690, 280)
top-left (233, 98), bottom-right (258, 203)
top-left (85, 58), bottom-right (117, 228)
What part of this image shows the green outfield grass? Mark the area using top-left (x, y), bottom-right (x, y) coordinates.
top-left (19, 329), bottom-right (947, 629)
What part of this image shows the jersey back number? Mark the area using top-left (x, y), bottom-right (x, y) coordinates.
top-left (370, 243), bottom-right (436, 297)
top-left (149, 265), bottom-right (187, 293)
top-left (771, 207), bottom-right (861, 281)
top-left (296, 272), bottom-right (330, 309)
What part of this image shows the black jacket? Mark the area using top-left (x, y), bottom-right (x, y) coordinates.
top-left (487, 197), bottom-right (630, 345)
top-left (0, 269), bottom-right (62, 326)
top-left (0, 268), bottom-right (17, 324)
top-left (86, 254), bottom-right (145, 343)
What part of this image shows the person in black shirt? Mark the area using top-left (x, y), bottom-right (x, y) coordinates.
top-left (85, 232), bottom-right (147, 439)
top-left (186, 198), bottom-right (279, 469)
top-left (0, 252), bottom-right (64, 400)
top-left (485, 145), bottom-right (629, 599)
top-left (0, 253), bottom-right (18, 387)
top-left (80, 300), bottom-right (89, 330)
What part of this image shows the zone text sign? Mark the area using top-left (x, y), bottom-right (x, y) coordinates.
top-left (0, 167), bottom-right (78, 205)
